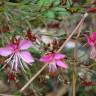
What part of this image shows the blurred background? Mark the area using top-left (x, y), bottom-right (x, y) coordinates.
top-left (0, 0), bottom-right (96, 96)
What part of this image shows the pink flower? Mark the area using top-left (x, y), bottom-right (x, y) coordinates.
top-left (85, 32), bottom-right (96, 59)
top-left (40, 52), bottom-right (68, 72)
top-left (87, 32), bottom-right (96, 46)
top-left (0, 39), bottom-right (34, 71)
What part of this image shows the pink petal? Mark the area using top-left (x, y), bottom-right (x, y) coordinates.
top-left (18, 51), bottom-right (34, 64)
top-left (40, 53), bottom-right (53, 63)
top-left (56, 60), bottom-right (68, 69)
top-left (91, 32), bottom-right (96, 40)
top-left (54, 53), bottom-right (65, 60)
top-left (88, 32), bottom-right (96, 46)
top-left (84, 33), bottom-right (96, 46)
top-left (19, 39), bottom-right (33, 50)
top-left (0, 46), bottom-right (13, 57)
top-left (90, 46), bottom-right (96, 59)
top-left (88, 37), bottom-right (94, 46)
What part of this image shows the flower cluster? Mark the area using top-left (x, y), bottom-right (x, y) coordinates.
top-left (0, 36), bottom-right (68, 72)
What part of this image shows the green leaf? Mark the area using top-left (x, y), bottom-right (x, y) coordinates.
top-left (54, 0), bottom-right (60, 6)
top-left (29, 47), bottom-right (43, 58)
top-left (38, 0), bottom-right (53, 7)
top-left (52, 7), bottom-right (66, 12)
top-left (12, 91), bottom-right (21, 96)
top-left (45, 10), bottom-right (55, 19)
top-left (58, 11), bottom-right (69, 16)
top-left (66, 0), bottom-right (73, 7)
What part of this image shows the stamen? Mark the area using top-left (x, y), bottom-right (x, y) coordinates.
top-left (5, 54), bottom-right (14, 63)
top-left (15, 54), bottom-right (18, 71)
top-left (22, 60), bottom-right (29, 69)
top-left (10, 55), bottom-right (15, 71)
top-left (18, 55), bottom-right (26, 72)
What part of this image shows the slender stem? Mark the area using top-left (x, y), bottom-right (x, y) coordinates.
top-left (72, 73), bottom-right (76, 96)
top-left (72, 43), bottom-right (77, 96)
top-left (72, 20), bottom-right (83, 96)
top-left (23, 72), bottom-right (38, 96)
top-left (57, 13), bottom-right (88, 53)
top-left (19, 64), bottom-right (47, 93)
top-left (19, 13), bottom-right (88, 93)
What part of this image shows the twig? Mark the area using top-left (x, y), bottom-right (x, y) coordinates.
top-left (72, 20), bottom-right (83, 96)
top-left (72, 73), bottom-right (76, 96)
top-left (19, 13), bottom-right (88, 93)
top-left (19, 64), bottom-right (47, 93)
top-left (23, 71), bottom-right (38, 96)
top-left (57, 13), bottom-right (88, 52)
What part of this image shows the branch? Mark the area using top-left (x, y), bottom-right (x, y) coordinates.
top-left (57, 13), bottom-right (88, 52)
top-left (19, 13), bottom-right (88, 93)
top-left (19, 64), bottom-right (47, 93)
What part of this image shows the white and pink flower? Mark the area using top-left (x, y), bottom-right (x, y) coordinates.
top-left (40, 52), bottom-right (68, 72)
top-left (0, 39), bottom-right (34, 71)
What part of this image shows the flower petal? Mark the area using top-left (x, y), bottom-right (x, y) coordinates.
top-left (92, 32), bottom-right (96, 40)
top-left (40, 53), bottom-right (53, 63)
top-left (0, 46), bottom-right (13, 57)
top-left (88, 37), bottom-right (94, 46)
top-left (49, 62), bottom-right (57, 72)
top-left (87, 32), bottom-right (96, 46)
top-left (90, 46), bottom-right (96, 59)
top-left (19, 39), bottom-right (33, 50)
top-left (54, 53), bottom-right (65, 60)
top-left (18, 51), bottom-right (34, 64)
top-left (56, 60), bottom-right (68, 69)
